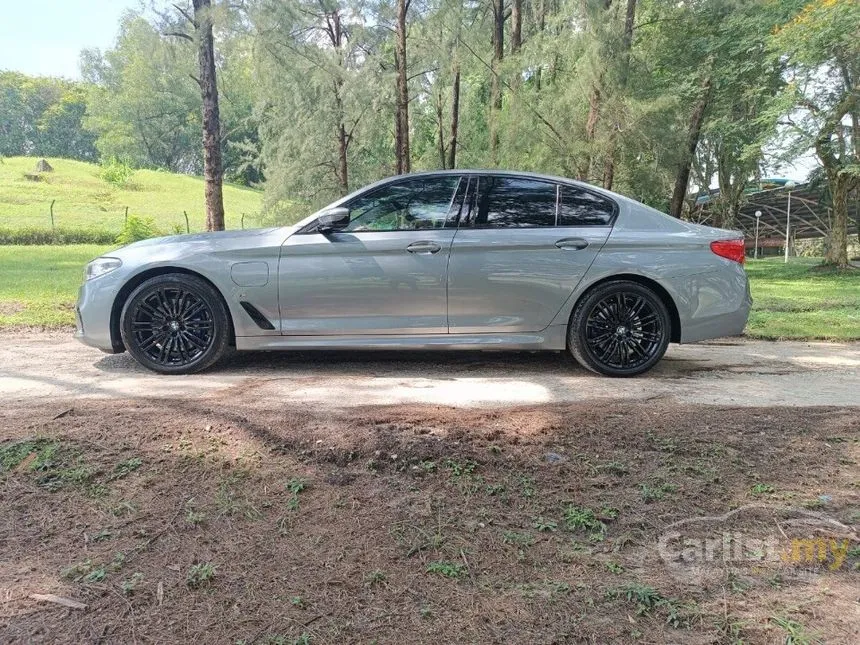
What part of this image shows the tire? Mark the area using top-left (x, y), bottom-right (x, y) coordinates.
top-left (120, 273), bottom-right (231, 375)
top-left (568, 280), bottom-right (671, 377)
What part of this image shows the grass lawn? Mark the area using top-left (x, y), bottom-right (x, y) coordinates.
top-left (0, 156), bottom-right (263, 233)
top-left (0, 245), bottom-right (111, 327)
top-left (746, 257), bottom-right (860, 340)
top-left (1, 246), bottom-right (858, 338)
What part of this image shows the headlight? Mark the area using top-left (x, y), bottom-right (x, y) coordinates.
top-left (84, 257), bottom-right (122, 281)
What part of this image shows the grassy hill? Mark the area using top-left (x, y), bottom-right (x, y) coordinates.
top-left (0, 157), bottom-right (264, 233)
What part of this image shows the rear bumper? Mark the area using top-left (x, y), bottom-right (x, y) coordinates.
top-left (679, 273), bottom-right (752, 343)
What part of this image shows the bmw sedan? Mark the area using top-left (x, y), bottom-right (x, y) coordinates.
top-left (75, 170), bottom-right (751, 377)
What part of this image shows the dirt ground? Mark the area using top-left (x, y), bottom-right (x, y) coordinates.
top-left (2, 333), bottom-right (860, 407)
top-left (1, 334), bottom-right (859, 644)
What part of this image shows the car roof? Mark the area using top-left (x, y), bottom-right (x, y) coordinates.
top-left (365, 169), bottom-right (623, 200)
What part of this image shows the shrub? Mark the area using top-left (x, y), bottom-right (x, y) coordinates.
top-left (0, 226), bottom-right (116, 245)
top-left (100, 158), bottom-right (135, 186)
top-left (115, 215), bottom-right (161, 245)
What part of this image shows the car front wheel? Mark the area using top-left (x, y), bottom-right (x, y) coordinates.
top-left (120, 273), bottom-right (230, 374)
top-left (568, 280), bottom-right (670, 377)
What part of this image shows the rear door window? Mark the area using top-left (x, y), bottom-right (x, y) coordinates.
top-left (471, 176), bottom-right (558, 228)
top-left (558, 186), bottom-right (615, 226)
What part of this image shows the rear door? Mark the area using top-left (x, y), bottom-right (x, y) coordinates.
top-left (447, 176), bottom-right (615, 333)
top-left (278, 175), bottom-right (464, 335)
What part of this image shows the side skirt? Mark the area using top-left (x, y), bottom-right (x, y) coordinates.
top-left (235, 326), bottom-right (567, 352)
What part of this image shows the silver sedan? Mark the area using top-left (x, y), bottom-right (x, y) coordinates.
top-left (75, 171), bottom-right (751, 376)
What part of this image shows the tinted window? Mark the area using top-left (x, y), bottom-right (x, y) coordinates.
top-left (343, 176), bottom-right (460, 232)
top-left (473, 177), bottom-right (557, 228)
top-left (559, 186), bottom-right (614, 226)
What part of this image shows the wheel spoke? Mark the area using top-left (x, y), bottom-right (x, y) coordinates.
top-left (155, 290), bottom-right (173, 318)
top-left (585, 290), bottom-right (665, 372)
top-left (139, 302), bottom-right (165, 321)
top-left (181, 331), bottom-right (207, 350)
top-left (626, 297), bottom-right (646, 322)
top-left (130, 286), bottom-right (215, 367)
top-left (184, 320), bottom-right (213, 330)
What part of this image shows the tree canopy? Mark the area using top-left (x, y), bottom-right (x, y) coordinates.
top-left (1, 0), bottom-right (857, 262)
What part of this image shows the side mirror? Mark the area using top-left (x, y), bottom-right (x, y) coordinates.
top-left (317, 207), bottom-right (350, 233)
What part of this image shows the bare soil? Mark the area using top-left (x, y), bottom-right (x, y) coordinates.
top-left (1, 399), bottom-right (858, 644)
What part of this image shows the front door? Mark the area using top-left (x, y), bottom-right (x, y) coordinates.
top-left (447, 175), bottom-right (615, 333)
top-left (278, 175), bottom-right (465, 335)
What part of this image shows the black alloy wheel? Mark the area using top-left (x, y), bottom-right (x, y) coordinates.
top-left (120, 273), bottom-right (230, 374)
top-left (568, 280), bottom-right (670, 377)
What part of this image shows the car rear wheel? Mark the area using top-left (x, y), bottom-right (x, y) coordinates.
top-left (120, 273), bottom-right (230, 374)
top-left (568, 280), bottom-right (670, 377)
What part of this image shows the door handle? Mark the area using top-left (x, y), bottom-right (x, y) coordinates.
top-left (555, 237), bottom-right (589, 251)
top-left (406, 241), bottom-right (442, 255)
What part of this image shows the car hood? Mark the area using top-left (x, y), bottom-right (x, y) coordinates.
top-left (121, 227), bottom-right (284, 249)
top-left (107, 225), bottom-right (300, 259)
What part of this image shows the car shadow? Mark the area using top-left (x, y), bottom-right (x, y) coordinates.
top-left (93, 347), bottom-right (716, 379)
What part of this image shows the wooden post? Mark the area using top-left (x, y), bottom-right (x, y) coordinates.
top-left (124, 206), bottom-right (129, 225)
top-left (183, 211), bottom-right (190, 234)
top-left (241, 213), bottom-right (245, 229)
top-left (50, 199), bottom-right (56, 230)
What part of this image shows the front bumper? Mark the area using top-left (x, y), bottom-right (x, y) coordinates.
top-left (74, 276), bottom-right (125, 354)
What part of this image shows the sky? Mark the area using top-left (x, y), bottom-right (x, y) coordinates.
top-left (0, 0), bottom-right (143, 79)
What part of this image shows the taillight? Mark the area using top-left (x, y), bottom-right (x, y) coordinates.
top-left (710, 239), bottom-right (745, 264)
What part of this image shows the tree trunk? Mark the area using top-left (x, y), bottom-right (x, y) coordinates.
top-left (535, 0), bottom-right (545, 90)
top-left (602, 0), bottom-right (637, 190)
top-left (489, 0), bottom-right (504, 165)
top-left (193, 0), bottom-right (225, 231)
top-left (436, 87), bottom-right (446, 169)
top-left (824, 173), bottom-right (851, 267)
top-left (578, 85), bottom-right (600, 180)
top-left (814, 82), bottom-right (858, 267)
top-left (511, 0), bottom-right (522, 54)
top-left (669, 75), bottom-right (712, 219)
top-left (327, 10), bottom-right (349, 194)
top-left (448, 65), bottom-right (460, 169)
top-left (394, 0), bottom-right (411, 174)
top-left (336, 117), bottom-right (349, 195)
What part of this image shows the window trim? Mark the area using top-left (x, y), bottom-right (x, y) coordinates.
top-left (299, 175), bottom-right (465, 234)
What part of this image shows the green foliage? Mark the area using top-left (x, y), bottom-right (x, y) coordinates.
top-left (532, 517), bottom-right (557, 533)
top-left (609, 583), bottom-right (693, 628)
top-left (81, 15), bottom-right (201, 172)
top-left (425, 561), bottom-right (467, 578)
top-left (99, 158), bottom-right (135, 186)
top-left (562, 505), bottom-right (607, 536)
top-left (0, 71), bottom-right (97, 161)
top-left (285, 477), bottom-right (309, 511)
top-left (639, 482), bottom-right (678, 503)
top-left (110, 457), bottom-right (143, 480)
top-left (186, 562), bottom-right (217, 589)
top-left (0, 226), bottom-right (116, 245)
top-left (0, 438), bottom-right (59, 473)
top-left (115, 215), bottom-right (161, 245)
top-left (751, 483), bottom-right (775, 495)
top-left (769, 615), bottom-right (821, 645)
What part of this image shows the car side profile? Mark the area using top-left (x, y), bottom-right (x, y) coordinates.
top-left (75, 170), bottom-right (751, 377)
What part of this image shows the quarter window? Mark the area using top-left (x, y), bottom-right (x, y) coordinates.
top-left (472, 177), bottom-right (558, 228)
top-left (342, 176), bottom-right (461, 232)
top-left (559, 186), bottom-right (614, 226)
